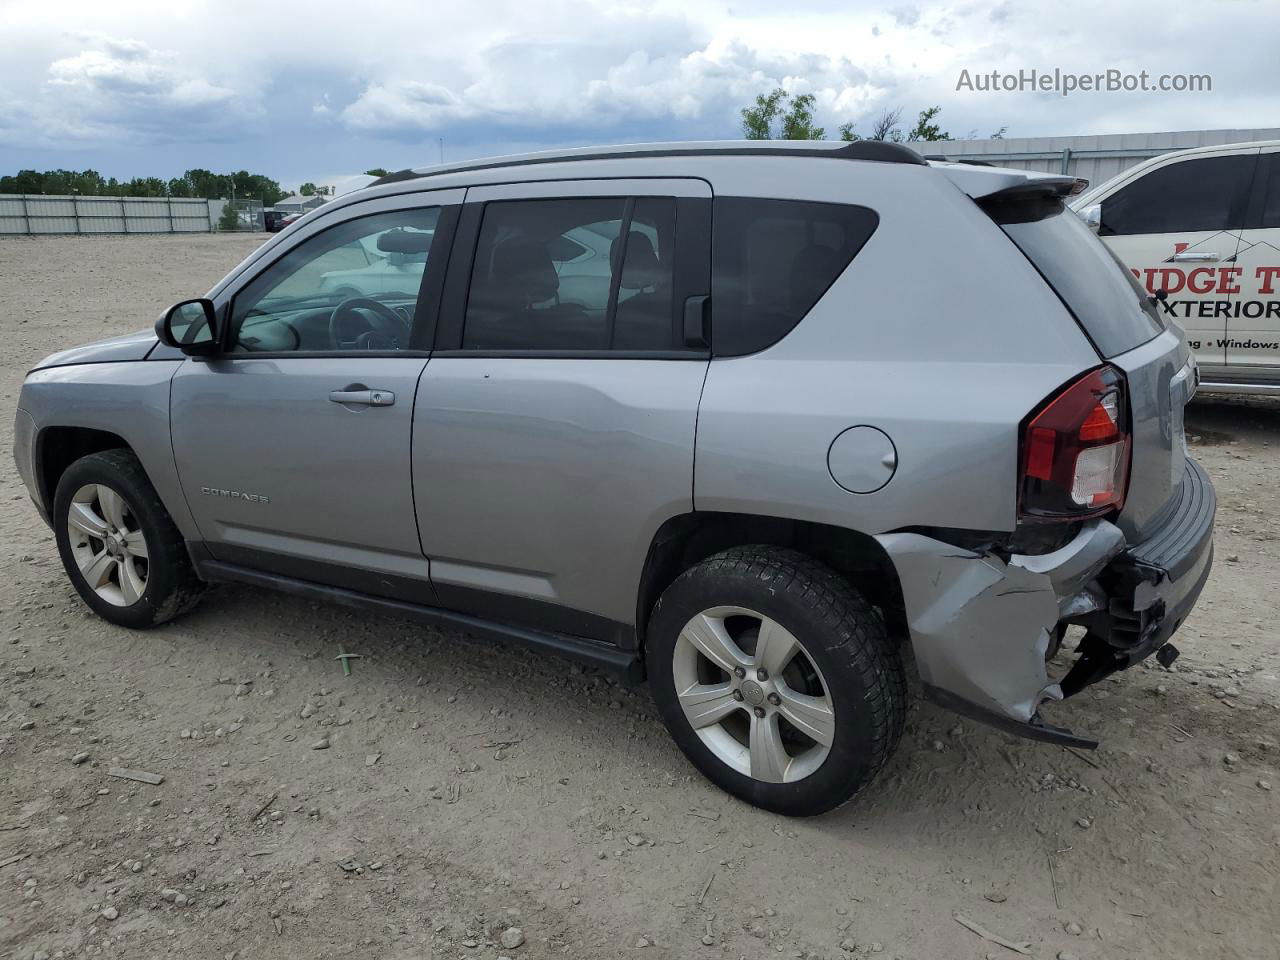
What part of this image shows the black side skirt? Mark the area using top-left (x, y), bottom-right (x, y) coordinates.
top-left (194, 559), bottom-right (644, 685)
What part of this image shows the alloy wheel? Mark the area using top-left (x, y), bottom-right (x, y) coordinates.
top-left (66, 483), bottom-right (149, 607)
top-left (672, 605), bottom-right (835, 783)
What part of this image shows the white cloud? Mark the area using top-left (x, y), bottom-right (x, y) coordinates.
top-left (0, 33), bottom-right (254, 149)
top-left (0, 0), bottom-right (1276, 181)
top-left (48, 44), bottom-right (235, 109)
top-left (341, 33), bottom-right (878, 139)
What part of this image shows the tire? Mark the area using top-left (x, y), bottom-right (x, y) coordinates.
top-left (53, 449), bottom-right (205, 628)
top-left (647, 546), bottom-right (905, 816)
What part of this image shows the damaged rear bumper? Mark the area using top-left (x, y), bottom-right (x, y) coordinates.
top-left (875, 458), bottom-right (1215, 747)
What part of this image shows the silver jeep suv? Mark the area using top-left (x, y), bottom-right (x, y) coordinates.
top-left (13, 141), bottom-right (1215, 815)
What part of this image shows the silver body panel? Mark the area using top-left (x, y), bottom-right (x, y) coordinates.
top-left (693, 159), bottom-right (1098, 534)
top-left (1109, 328), bottom-right (1193, 539)
top-left (170, 356), bottom-right (432, 581)
top-left (877, 522), bottom-right (1127, 723)
top-left (16, 360), bottom-right (195, 535)
top-left (413, 358), bottom-right (706, 624)
top-left (33, 329), bottom-right (158, 370)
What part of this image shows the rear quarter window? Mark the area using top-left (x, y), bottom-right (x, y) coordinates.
top-left (712, 197), bottom-right (878, 356)
top-left (993, 197), bottom-right (1164, 359)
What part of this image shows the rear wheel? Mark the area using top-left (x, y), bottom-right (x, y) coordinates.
top-left (53, 449), bottom-right (204, 628)
top-left (647, 546), bottom-right (905, 816)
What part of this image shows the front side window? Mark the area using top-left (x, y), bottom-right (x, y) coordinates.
top-left (230, 207), bottom-right (440, 352)
top-left (463, 196), bottom-right (677, 351)
top-left (1100, 155), bottom-right (1255, 236)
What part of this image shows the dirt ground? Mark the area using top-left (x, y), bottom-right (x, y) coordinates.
top-left (1, 234), bottom-right (1277, 960)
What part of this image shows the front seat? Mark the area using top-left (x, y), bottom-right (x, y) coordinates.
top-left (610, 231), bottom-right (670, 349)
top-left (469, 236), bottom-right (593, 349)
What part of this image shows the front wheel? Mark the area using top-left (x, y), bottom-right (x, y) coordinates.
top-left (647, 546), bottom-right (905, 816)
top-left (53, 449), bottom-right (204, 629)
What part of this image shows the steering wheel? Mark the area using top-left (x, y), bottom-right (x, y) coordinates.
top-left (328, 297), bottom-right (411, 350)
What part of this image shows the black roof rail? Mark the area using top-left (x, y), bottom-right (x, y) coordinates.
top-left (372, 140), bottom-right (927, 187)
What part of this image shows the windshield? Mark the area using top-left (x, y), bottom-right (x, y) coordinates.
top-left (996, 199), bottom-right (1164, 359)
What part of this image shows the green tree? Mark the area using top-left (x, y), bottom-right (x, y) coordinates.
top-left (741, 88), bottom-right (788, 139)
top-left (227, 171), bottom-right (284, 206)
top-left (217, 202), bottom-right (241, 231)
top-left (3, 167), bottom-right (280, 204)
top-left (780, 93), bottom-right (824, 140)
top-left (364, 168), bottom-right (388, 177)
top-left (741, 93), bottom-right (973, 146)
top-left (740, 88), bottom-right (825, 140)
top-left (904, 105), bottom-right (950, 142)
top-left (0, 169), bottom-right (45, 193)
top-left (299, 182), bottom-right (317, 196)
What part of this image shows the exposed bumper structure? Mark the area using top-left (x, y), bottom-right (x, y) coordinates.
top-left (876, 458), bottom-right (1215, 746)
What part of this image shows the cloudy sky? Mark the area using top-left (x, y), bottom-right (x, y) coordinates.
top-left (1, 0), bottom-right (1274, 190)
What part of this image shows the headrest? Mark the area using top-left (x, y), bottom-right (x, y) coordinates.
top-left (493, 236), bottom-right (559, 303)
top-left (610, 231), bottom-right (662, 289)
top-left (377, 228), bottom-right (433, 254)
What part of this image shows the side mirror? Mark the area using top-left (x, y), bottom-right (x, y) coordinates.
top-left (156, 298), bottom-right (220, 356)
top-left (1080, 204), bottom-right (1102, 234)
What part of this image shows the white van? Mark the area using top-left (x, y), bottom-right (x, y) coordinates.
top-left (1073, 140), bottom-right (1280, 394)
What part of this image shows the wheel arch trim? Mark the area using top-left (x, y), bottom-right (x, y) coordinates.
top-left (635, 511), bottom-right (908, 653)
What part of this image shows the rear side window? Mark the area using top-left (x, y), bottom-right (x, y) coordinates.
top-left (712, 197), bottom-right (878, 356)
top-left (1100, 154), bottom-right (1255, 236)
top-left (996, 198), bottom-right (1163, 358)
top-left (463, 196), bottom-right (677, 351)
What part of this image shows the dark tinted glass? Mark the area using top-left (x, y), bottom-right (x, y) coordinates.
top-left (1100, 155), bottom-right (1254, 235)
top-left (464, 197), bottom-right (678, 351)
top-left (613, 197), bottom-right (677, 350)
top-left (1001, 202), bottom-right (1163, 358)
top-left (1249, 153), bottom-right (1280, 229)
top-left (711, 197), bottom-right (878, 356)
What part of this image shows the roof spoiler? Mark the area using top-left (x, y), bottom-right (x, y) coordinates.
top-left (982, 176), bottom-right (1089, 202)
top-left (976, 176), bottom-right (1091, 224)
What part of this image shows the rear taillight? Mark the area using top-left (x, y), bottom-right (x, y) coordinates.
top-left (1019, 366), bottom-right (1130, 522)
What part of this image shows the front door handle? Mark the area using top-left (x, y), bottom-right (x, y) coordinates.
top-left (1170, 251), bottom-right (1218, 262)
top-left (329, 387), bottom-right (395, 406)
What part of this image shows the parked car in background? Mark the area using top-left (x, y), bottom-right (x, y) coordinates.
top-left (15, 141), bottom-right (1213, 815)
top-left (1073, 140), bottom-right (1280, 395)
top-left (264, 210), bottom-right (291, 233)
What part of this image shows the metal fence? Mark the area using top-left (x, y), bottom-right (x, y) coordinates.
top-left (209, 198), bottom-right (266, 232)
top-left (0, 194), bottom-right (214, 235)
top-left (907, 127), bottom-right (1280, 187)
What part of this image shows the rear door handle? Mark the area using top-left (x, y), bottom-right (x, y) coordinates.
top-left (1170, 251), bottom-right (1218, 262)
top-left (683, 295), bottom-right (710, 348)
top-left (329, 388), bottom-right (395, 406)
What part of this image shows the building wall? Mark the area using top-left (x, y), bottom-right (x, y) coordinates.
top-left (907, 127), bottom-right (1280, 187)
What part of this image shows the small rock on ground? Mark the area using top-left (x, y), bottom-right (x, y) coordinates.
top-left (500, 927), bottom-right (525, 949)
